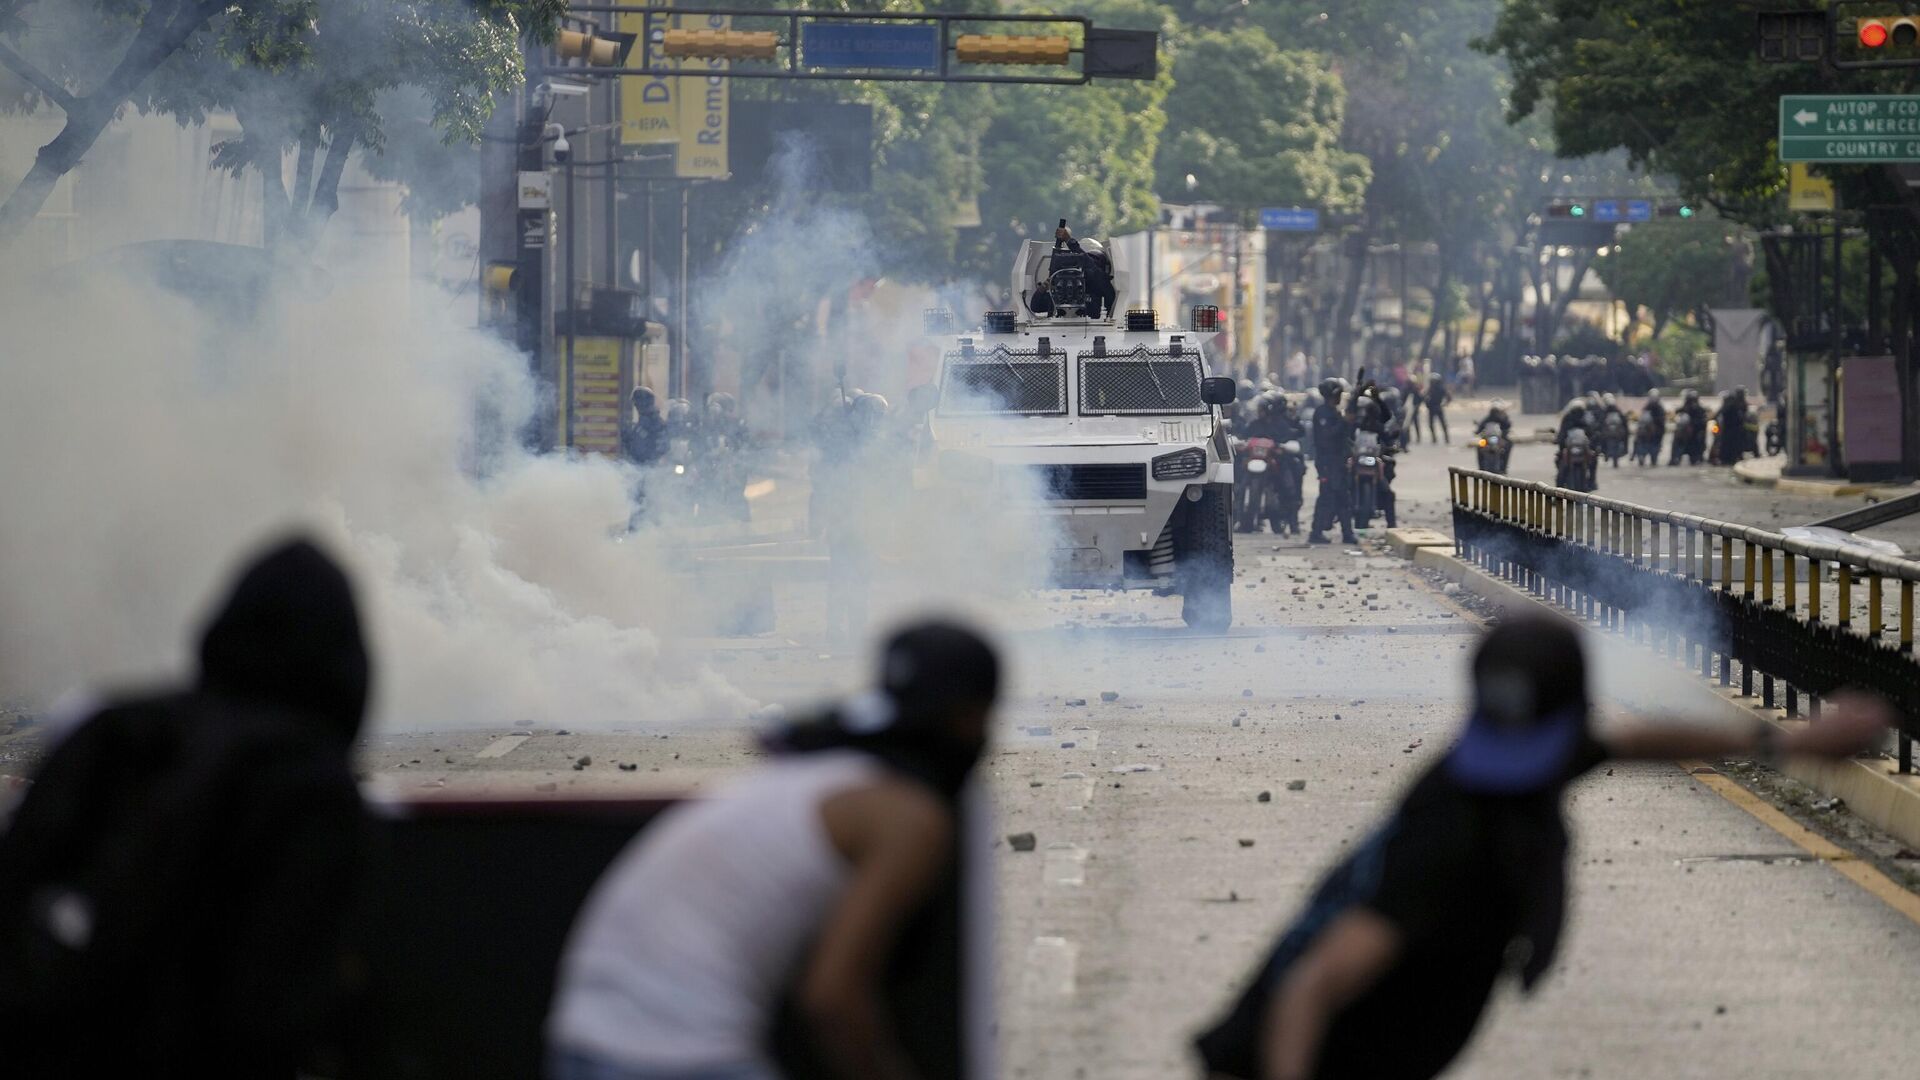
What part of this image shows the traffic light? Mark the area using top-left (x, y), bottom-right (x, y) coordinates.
top-left (660, 28), bottom-right (781, 61)
top-left (1658, 203), bottom-right (1697, 219)
top-left (1545, 202), bottom-right (1587, 219)
top-left (1857, 16), bottom-right (1920, 48)
top-left (557, 27), bottom-right (637, 67)
top-left (482, 262), bottom-right (519, 325)
top-left (1757, 10), bottom-right (1826, 62)
top-left (954, 33), bottom-right (1072, 65)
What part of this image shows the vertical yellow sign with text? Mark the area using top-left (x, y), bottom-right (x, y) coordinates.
top-left (675, 12), bottom-right (731, 179)
top-left (619, 3), bottom-right (677, 146)
top-left (1788, 163), bottom-right (1836, 213)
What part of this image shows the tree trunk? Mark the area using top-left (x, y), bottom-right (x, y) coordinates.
top-left (301, 125), bottom-right (358, 249)
top-left (1330, 229), bottom-right (1369, 372)
top-left (1470, 263), bottom-right (1493, 359)
top-left (292, 138), bottom-right (317, 215)
top-left (0, 0), bottom-right (223, 246)
top-left (1417, 254), bottom-right (1452, 362)
top-left (1541, 250), bottom-right (1594, 351)
top-left (0, 96), bottom-right (116, 246)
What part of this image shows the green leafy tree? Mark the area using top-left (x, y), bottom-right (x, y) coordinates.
top-left (0, 0), bottom-right (247, 244)
top-left (1153, 27), bottom-right (1368, 217)
top-left (0, 0), bottom-right (563, 250)
top-left (1595, 217), bottom-right (1739, 344)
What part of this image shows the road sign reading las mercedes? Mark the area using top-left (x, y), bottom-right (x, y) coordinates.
top-left (1780, 94), bottom-right (1920, 162)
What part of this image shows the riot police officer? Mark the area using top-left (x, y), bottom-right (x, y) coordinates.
top-left (1672, 389), bottom-right (1708, 465)
top-left (624, 387), bottom-right (668, 468)
top-left (1308, 378), bottom-right (1359, 546)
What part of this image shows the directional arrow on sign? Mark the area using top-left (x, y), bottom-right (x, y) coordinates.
top-left (1794, 109), bottom-right (1819, 126)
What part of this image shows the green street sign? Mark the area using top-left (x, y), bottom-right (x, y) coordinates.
top-left (1780, 95), bottom-right (1920, 162)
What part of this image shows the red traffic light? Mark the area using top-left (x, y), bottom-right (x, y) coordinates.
top-left (1862, 20), bottom-right (1890, 48)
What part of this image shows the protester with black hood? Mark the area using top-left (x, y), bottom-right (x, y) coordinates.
top-left (548, 620), bottom-right (1000, 1080)
top-left (1195, 613), bottom-right (1890, 1080)
top-left (0, 536), bottom-right (371, 1078)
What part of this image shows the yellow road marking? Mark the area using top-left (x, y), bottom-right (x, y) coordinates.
top-left (1680, 761), bottom-right (1920, 926)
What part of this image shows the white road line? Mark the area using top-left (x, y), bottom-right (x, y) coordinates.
top-left (1043, 843), bottom-right (1088, 886)
top-left (1021, 935), bottom-right (1079, 998)
top-left (475, 735), bottom-right (530, 759)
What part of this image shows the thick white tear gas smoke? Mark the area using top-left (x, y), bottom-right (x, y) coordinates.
top-left (0, 261), bottom-right (753, 730)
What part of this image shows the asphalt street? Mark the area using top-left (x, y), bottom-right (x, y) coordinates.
top-left (349, 397), bottom-right (1920, 1079)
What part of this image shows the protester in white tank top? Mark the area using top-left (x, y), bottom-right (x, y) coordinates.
top-left (546, 622), bottom-right (1000, 1080)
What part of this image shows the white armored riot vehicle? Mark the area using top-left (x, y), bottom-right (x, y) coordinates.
top-left (921, 235), bottom-right (1239, 629)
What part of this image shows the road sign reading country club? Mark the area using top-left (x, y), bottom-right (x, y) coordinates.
top-left (1780, 95), bottom-right (1920, 163)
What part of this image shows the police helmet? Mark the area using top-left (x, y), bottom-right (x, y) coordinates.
top-left (667, 398), bottom-right (692, 423)
top-left (1379, 386), bottom-right (1402, 409)
top-left (1684, 389), bottom-right (1701, 404)
top-left (707, 391), bottom-right (738, 417)
top-left (1317, 377), bottom-right (1344, 404)
top-left (1238, 379), bottom-right (1257, 402)
top-left (1078, 237), bottom-right (1105, 259)
top-left (632, 386), bottom-right (658, 414)
top-left (1602, 393), bottom-right (1616, 408)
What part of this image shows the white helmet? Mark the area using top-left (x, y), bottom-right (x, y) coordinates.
top-left (1078, 237), bottom-right (1105, 258)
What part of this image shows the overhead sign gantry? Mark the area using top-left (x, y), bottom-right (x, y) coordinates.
top-left (551, 6), bottom-right (1158, 85)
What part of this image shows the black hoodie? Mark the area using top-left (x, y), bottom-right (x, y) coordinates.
top-left (0, 537), bottom-right (371, 1077)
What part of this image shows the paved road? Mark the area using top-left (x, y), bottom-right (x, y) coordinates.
top-left (358, 415), bottom-right (1920, 1078)
top-left (1419, 397), bottom-right (1920, 550)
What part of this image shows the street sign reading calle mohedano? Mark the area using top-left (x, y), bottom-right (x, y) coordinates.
top-left (1779, 95), bottom-right (1920, 163)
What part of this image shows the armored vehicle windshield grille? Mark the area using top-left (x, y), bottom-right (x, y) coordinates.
top-left (1078, 348), bottom-right (1207, 415)
top-left (1025, 463), bottom-right (1148, 501)
top-left (939, 348), bottom-right (1066, 415)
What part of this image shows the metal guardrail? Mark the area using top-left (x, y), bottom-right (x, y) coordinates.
top-left (1449, 467), bottom-right (1917, 773)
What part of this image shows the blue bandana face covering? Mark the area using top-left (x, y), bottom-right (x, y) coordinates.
top-left (1443, 705), bottom-right (1585, 795)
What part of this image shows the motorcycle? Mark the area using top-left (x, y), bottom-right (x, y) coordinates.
top-left (1474, 422), bottom-right (1510, 475)
top-left (1555, 428), bottom-right (1597, 493)
top-left (1601, 411), bottom-right (1629, 468)
top-left (1237, 437), bottom-right (1305, 535)
top-left (1631, 413), bottom-right (1662, 466)
top-left (1350, 429), bottom-right (1397, 529)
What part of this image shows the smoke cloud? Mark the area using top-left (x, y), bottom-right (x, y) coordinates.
top-left (0, 145), bottom-right (1068, 733)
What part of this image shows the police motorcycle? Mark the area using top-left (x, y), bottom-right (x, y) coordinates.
top-left (1555, 427), bottom-right (1598, 493)
top-left (1669, 390), bottom-right (1707, 465)
top-left (1631, 410), bottom-right (1662, 466)
top-left (1599, 395), bottom-right (1629, 468)
top-left (1474, 420), bottom-right (1511, 474)
top-left (1350, 396), bottom-right (1398, 529)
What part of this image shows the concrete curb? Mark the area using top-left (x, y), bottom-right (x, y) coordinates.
top-left (1732, 457), bottom-right (1911, 499)
top-left (1411, 543), bottom-right (1920, 852)
top-left (1383, 527), bottom-right (1453, 559)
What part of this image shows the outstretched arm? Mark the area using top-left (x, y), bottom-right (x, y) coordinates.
top-left (1604, 691), bottom-right (1892, 762)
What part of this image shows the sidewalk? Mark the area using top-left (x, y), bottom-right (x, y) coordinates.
top-left (1732, 455), bottom-right (1915, 499)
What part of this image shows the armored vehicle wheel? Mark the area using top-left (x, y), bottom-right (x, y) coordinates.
top-left (1178, 485), bottom-right (1233, 631)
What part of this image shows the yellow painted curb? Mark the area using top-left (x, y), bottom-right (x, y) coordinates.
top-left (1682, 762), bottom-right (1920, 927)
